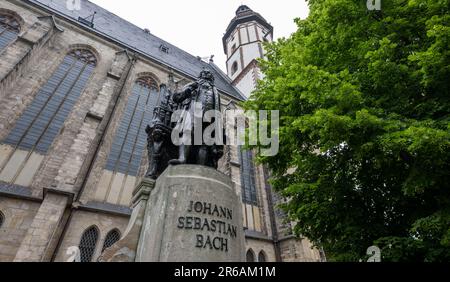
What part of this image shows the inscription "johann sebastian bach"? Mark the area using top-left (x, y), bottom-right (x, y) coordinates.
top-left (177, 201), bottom-right (237, 252)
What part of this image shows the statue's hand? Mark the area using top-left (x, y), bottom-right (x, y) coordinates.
top-left (174, 83), bottom-right (195, 103)
top-left (186, 82), bottom-right (199, 93)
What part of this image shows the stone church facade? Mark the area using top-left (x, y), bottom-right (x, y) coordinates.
top-left (0, 0), bottom-right (324, 262)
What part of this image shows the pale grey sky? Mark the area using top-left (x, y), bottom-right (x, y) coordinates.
top-left (90, 0), bottom-right (309, 72)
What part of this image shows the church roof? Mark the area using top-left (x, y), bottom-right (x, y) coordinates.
top-left (222, 5), bottom-right (273, 53)
top-left (25, 0), bottom-right (246, 101)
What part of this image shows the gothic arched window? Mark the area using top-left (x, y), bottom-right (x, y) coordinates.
top-left (2, 49), bottom-right (97, 154)
top-left (258, 251), bottom-right (267, 262)
top-left (0, 14), bottom-right (20, 51)
top-left (246, 249), bottom-right (255, 262)
top-left (79, 226), bottom-right (99, 262)
top-left (0, 211), bottom-right (4, 229)
top-left (239, 147), bottom-right (258, 205)
top-left (101, 229), bottom-right (121, 252)
top-left (105, 76), bottom-right (159, 176)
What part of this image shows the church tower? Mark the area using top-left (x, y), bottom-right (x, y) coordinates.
top-left (223, 5), bottom-right (273, 98)
top-left (223, 6), bottom-right (326, 262)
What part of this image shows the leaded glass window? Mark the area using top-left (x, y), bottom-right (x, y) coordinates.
top-left (79, 226), bottom-right (99, 262)
top-left (101, 229), bottom-right (121, 252)
top-left (239, 147), bottom-right (258, 205)
top-left (105, 77), bottom-right (159, 176)
top-left (2, 49), bottom-right (96, 153)
top-left (0, 14), bottom-right (20, 51)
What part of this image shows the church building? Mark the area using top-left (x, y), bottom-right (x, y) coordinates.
top-left (0, 0), bottom-right (324, 262)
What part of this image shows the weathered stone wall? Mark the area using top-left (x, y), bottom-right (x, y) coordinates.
top-left (53, 210), bottom-right (129, 262)
top-left (0, 1), bottom-right (53, 96)
top-left (0, 197), bottom-right (40, 261)
top-left (279, 238), bottom-right (323, 262)
top-left (245, 237), bottom-right (276, 262)
top-left (13, 192), bottom-right (68, 262)
top-left (0, 1), bottom-right (119, 198)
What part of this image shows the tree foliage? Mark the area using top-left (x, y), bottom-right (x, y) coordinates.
top-left (244, 0), bottom-right (450, 261)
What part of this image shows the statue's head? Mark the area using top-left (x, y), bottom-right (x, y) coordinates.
top-left (199, 69), bottom-right (215, 83)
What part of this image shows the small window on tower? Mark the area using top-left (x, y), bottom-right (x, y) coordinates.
top-left (231, 44), bottom-right (237, 53)
top-left (231, 61), bottom-right (238, 75)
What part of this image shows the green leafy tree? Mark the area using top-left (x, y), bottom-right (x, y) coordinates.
top-left (244, 0), bottom-right (450, 262)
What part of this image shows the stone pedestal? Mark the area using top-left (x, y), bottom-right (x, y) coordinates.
top-left (101, 165), bottom-right (245, 262)
top-left (137, 165), bottom-right (245, 262)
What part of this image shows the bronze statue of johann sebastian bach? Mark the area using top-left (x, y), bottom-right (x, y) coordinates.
top-left (146, 69), bottom-right (224, 179)
top-left (101, 70), bottom-right (245, 263)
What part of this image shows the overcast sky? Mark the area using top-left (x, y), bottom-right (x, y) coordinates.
top-left (89, 0), bottom-right (310, 72)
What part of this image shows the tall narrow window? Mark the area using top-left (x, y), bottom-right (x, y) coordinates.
top-left (231, 61), bottom-right (238, 75)
top-left (258, 251), bottom-right (267, 262)
top-left (102, 229), bottom-right (121, 252)
top-left (0, 14), bottom-right (20, 51)
top-left (105, 77), bottom-right (159, 176)
top-left (79, 226), bottom-right (99, 262)
top-left (246, 249), bottom-right (255, 262)
top-left (0, 211), bottom-right (4, 229)
top-left (239, 147), bottom-right (258, 205)
top-left (2, 49), bottom-right (97, 153)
